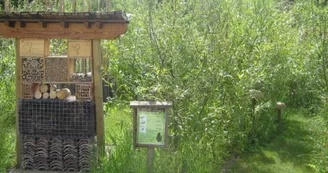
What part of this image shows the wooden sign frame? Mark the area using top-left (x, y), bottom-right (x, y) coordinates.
top-left (130, 101), bottom-right (172, 148)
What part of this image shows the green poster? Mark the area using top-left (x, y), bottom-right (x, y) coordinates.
top-left (137, 111), bottom-right (165, 145)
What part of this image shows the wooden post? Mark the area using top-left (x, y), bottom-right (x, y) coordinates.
top-left (72, 0), bottom-right (77, 13)
top-left (5, 0), bottom-right (9, 12)
top-left (277, 109), bottom-right (282, 123)
top-left (88, 0), bottom-right (91, 12)
top-left (60, 0), bottom-right (65, 12)
top-left (15, 38), bottom-right (22, 167)
top-left (276, 102), bottom-right (286, 123)
top-left (132, 108), bottom-right (137, 147)
top-left (82, 0), bottom-right (85, 12)
top-left (92, 40), bottom-right (105, 157)
top-left (98, 0), bottom-right (101, 11)
top-left (147, 147), bottom-right (155, 173)
top-left (106, 0), bottom-right (111, 12)
top-left (26, 0), bottom-right (29, 9)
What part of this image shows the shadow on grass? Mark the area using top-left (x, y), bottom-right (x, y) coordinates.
top-left (229, 113), bottom-right (315, 173)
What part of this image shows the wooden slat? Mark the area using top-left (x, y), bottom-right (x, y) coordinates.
top-left (92, 39), bottom-right (105, 157)
top-left (68, 40), bottom-right (92, 57)
top-left (15, 38), bottom-right (22, 167)
top-left (19, 39), bottom-right (45, 57)
top-left (0, 22), bottom-right (128, 39)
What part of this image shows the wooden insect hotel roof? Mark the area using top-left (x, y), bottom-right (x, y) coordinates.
top-left (0, 11), bottom-right (129, 39)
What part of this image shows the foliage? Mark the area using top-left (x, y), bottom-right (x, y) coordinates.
top-left (0, 38), bottom-right (16, 172)
top-left (1, 0), bottom-right (328, 172)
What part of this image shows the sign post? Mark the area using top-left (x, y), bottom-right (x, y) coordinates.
top-left (130, 101), bottom-right (172, 173)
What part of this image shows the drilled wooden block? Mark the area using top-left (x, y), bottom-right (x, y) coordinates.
top-left (68, 40), bottom-right (92, 57)
top-left (76, 84), bottom-right (91, 101)
top-left (22, 58), bottom-right (44, 82)
top-left (45, 58), bottom-right (68, 82)
top-left (22, 84), bottom-right (33, 99)
top-left (20, 39), bottom-right (45, 57)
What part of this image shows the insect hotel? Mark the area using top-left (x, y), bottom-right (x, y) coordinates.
top-left (0, 1), bottom-right (129, 172)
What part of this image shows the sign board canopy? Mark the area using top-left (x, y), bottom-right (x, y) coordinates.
top-left (130, 101), bottom-right (172, 147)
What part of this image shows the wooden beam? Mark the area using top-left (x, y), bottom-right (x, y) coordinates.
top-left (92, 39), bottom-right (105, 157)
top-left (0, 22), bottom-right (128, 39)
top-left (15, 38), bottom-right (22, 168)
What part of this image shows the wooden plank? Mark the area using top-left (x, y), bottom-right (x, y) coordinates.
top-left (92, 39), bottom-right (105, 157)
top-left (15, 38), bottom-right (22, 167)
top-left (130, 101), bottom-right (173, 108)
top-left (0, 22), bottom-right (128, 39)
top-left (133, 108), bottom-right (137, 147)
top-left (44, 39), bottom-right (50, 57)
top-left (68, 40), bottom-right (92, 57)
top-left (19, 39), bottom-right (45, 57)
top-left (164, 108), bottom-right (169, 148)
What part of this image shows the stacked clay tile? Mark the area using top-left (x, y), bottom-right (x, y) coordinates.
top-left (35, 138), bottom-right (49, 171)
top-left (78, 139), bottom-right (93, 172)
top-left (49, 138), bottom-right (64, 171)
top-left (22, 137), bottom-right (35, 170)
top-left (63, 139), bottom-right (79, 172)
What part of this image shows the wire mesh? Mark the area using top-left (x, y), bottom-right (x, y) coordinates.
top-left (18, 99), bottom-right (96, 139)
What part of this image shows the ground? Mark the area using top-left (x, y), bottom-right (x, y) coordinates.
top-left (229, 110), bottom-right (316, 173)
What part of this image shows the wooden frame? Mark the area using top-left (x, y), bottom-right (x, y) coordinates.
top-left (2, 5), bottom-right (129, 170)
top-left (130, 101), bottom-right (172, 148)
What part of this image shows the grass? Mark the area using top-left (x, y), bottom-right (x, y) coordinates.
top-left (229, 109), bottom-right (316, 173)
